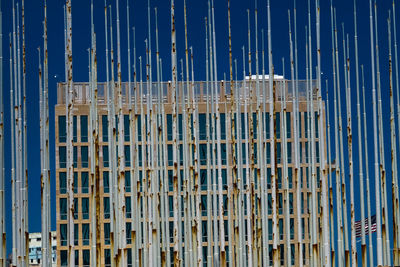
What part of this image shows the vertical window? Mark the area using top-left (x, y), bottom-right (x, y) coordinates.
top-left (73, 146), bottom-right (77, 168)
top-left (199, 114), bottom-right (206, 140)
top-left (315, 111), bottom-right (319, 138)
top-left (288, 142), bottom-right (292, 163)
top-left (104, 223), bottom-right (110, 245)
top-left (124, 145), bottom-right (130, 167)
top-left (74, 224), bottom-right (79, 245)
top-left (290, 218), bottom-right (295, 239)
top-left (102, 115), bottom-right (108, 142)
top-left (74, 250), bottom-right (79, 266)
top-left (200, 169), bottom-right (207, 190)
top-left (82, 250), bottom-right (90, 267)
top-left (124, 115), bottom-right (130, 141)
top-left (126, 196), bottom-right (131, 218)
top-left (103, 146), bottom-right (109, 167)
top-left (125, 171), bottom-right (131, 192)
top-left (316, 141), bottom-right (320, 162)
top-left (276, 112), bottom-right (281, 139)
top-left (74, 172), bottom-right (78, 193)
top-left (286, 112), bottom-right (291, 138)
top-left (126, 222), bottom-right (132, 244)
top-left (60, 198), bottom-right (67, 220)
top-left (167, 114), bottom-right (172, 141)
top-left (277, 142), bottom-right (281, 163)
top-left (81, 172), bottom-right (89, 193)
top-left (265, 112), bottom-right (270, 139)
top-left (288, 168), bottom-right (293, 189)
top-left (73, 115), bottom-right (77, 142)
top-left (82, 198), bottom-right (89, 219)
top-left (200, 144), bottom-right (207, 165)
top-left (104, 249), bottom-right (111, 267)
top-left (252, 113), bottom-right (257, 139)
top-left (201, 195), bottom-right (207, 216)
top-left (167, 145), bottom-right (173, 166)
top-left (80, 115), bottom-right (88, 142)
top-left (266, 142), bottom-right (271, 164)
top-left (60, 250), bottom-right (68, 266)
top-left (220, 113), bottom-right (226, 139)
top-left (221, 143), bottom-right (226, 165)
top-left (168, 170), bottom-right (173, 191)
top-left (279, 218), bottom-right (284, 240)
top-left (81, 146), bottom-right (88, 168)
top-left (82, 224), bottom-right (89, 246)
top-left (59, 146), bottom-right (66, 168)
top-left (103, 197), bottom-right (110, 219)
top-left (58, 116), bottom-right (67, 143)
top-left (74, 198), bottom-right (78, 219)
top-left (59, 172), bottom-right (67, 194)
top-left (60, 224), bottom-right (67, 246)
top-left (137, 115), bottom-right (142, 141)
top-left (103, 171), bottom-right (109, 193)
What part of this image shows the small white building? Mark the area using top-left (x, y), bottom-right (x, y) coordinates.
top-left (28, 231), bottom-right (57, 267)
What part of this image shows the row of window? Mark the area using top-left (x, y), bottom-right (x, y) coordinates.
top-left (58, 112), bottom-right (320, 144)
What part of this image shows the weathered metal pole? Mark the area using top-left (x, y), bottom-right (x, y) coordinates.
top-left (0, 0), bottom-right (4, 264)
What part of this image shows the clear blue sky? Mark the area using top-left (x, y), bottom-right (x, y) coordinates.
top-left (1, 0), bottom-right (397, 258)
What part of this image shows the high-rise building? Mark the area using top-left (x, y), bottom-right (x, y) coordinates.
top-left (28, 232), bottom-right (57, 266)
top-left (55, 77), bottom-right (324, 266)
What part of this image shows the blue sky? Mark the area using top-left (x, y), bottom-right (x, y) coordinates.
top-left (1, 0), bottom-right (398, 260)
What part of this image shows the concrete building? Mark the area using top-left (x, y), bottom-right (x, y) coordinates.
top-left (55, 78), bottom-right (324, 266)
top-left (28, 232), bottom-right (57, 266)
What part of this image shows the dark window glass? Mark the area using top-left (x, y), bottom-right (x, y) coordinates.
top-left (82, 224), bottom-right (89, 246)
top-left (286, 112), bottom-right (291, 138)
top-left (73, 116), bottom-right (77, 142)
top-left (167, 114), bottom-right (172, 141)
top-left (102, 115), bottom-right (108, 142)
top-left (103, 171), bottom-right (109, 193)
top-left (59, 116), bottom-right (67, 143)
top-left (82, 198), bottom-right (89, 219)
top-left (220, 113), bottom-right (226, 140)
top-left (74, 172), bottom-right (78, 193)
top-left (104, 223), bottom-right (110, 245)
top-left (124, 115), bottom-right (130, 141)
top-left (199, 114), bottom-right (206, 140)
top-left (125, 145), bottom-right (130, 167)
top-left (81, 172), bottom-right (89, 194)
top-left (59, 146), bottom-right (66, 168)
top-left (60, 224), bottom-right (67, 246)
top-left (103, 197), bottom-right (110, 219)
top-left (126, 222), bottom-right (132, 244)
top-left (60, 198), bottom-right (67, 220)
top-left (74, 250), bottom-right (79, 266)
top-left (81, 146), bottom-right (88, 168)
top-left (167, 145), bottom-right (173, 166)
top-left (137, 115), bottom-right (142, 142)
top-left (73, 146), bottom-right (77, 168)
top-left (80, 115), bottom-right (88, 142)
top-left (104, 249), bottom-right (111, 266)
top-left (59, 172), bottom-right (67, 194)
top-left (60, 250), bottom-right (68, 266)
top-left (74, 198), bottom-right (78, 219)
top-left (74, 224), bottom-right (79, 245)
top-left (103, 146), bottom-right (109, 167)
top-left (126, 196), bottom-right (131, 218)
top-left (125, 171), bottom-right (131, 192)
top-left (276, 112), bottom-right (281, 139)
top-left (82, 250), bottom-right (90, 267)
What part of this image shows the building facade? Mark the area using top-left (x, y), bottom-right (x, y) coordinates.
top-left (28, 232), bottom-right (57, 266)
top-left (55, 78), bottom-right (324, 266)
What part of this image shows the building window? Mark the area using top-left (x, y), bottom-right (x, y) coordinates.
top-left (199, 113), bottom-right (206, 140)
top-left (60, 250), bottom-right (68, 266)
top-left (124, 115), bottom-right (130, 141)
top-left (74, 198), bottom-right (78, 219)
top-left (220, 113), bottom-right (226, 139)
top-left (126, 196), bottom-right (131, 218)
top-left (103, 197), bottom-right (110, 219)
top-left (81, 172), bottom-right (89, 193)
top-left (288, 142), bottom-right (292, 163)
top-left (75, 250), bottom-right (79, 266)
top-left (167, 145), bottom-right (173, 166)
top-left (60, 224), bottom-right (67, 246)
top-left (290, 218), bottom-right (295, 240)
top-left (82, 250), bottom-right (90, 267)
top-left (104, 223), bottom-right (110, 245)
top-left (200, 144), bottom-right (207, 165)
top-left (221, 143), bottom-right (226, 165)
top-left (137, 115), bottom-right (142, 141)
top-left (125, 171), bottom-right (131, 192)
top-left (82, 198), bottom-right (89, 219)
top-left (126, 222), bottom-right (132, 244)
top-left (59, 115), bottom-right (67, 143)
top-left (201, 195), bottom-right (207, 216)
top-left (200, 169), bottom-right (207, 190)
top-left (60, 198), bottom-right (67, 220)
top-left (80, 115), bottom-right (88, 142)
top-left (277, 142), bottom-right (281, 163)
top-left (124, 145), bottom-right (130, 167)
top-left (81, 146), bottom-right (88, 168)
top-left (74, 224), bottom-right (79, 245)
top-left (74, 172), bottom-right (78, 193)
top-left (265, 113), bottom-right (270, 139)
top-left (59, 146), bottom-right (66, 168)
top-left (167, 114), bottom-right (172, 141)
top-left (103, 146), bottom-right (109, 167)
top-left (73, 115), bottom-right (77, 142)
top-left (104, 249), bottom-right (111, 267)
top-left (103, 171), bottom-right (109, 193)
top-left (279, 219), bottom-right (284, 240)
top-left (82, 224), bottom-right (89, 246)
top-left (102, 115), bottom-right (108, 142)
top-left (276, 112), bottom-right (281, 139)
top-left (286, 112), bottom-right (291, 138)
top-left (73, 146), bottom-right (77, 168)
top-left (59, 172), bottom-right (67, 194)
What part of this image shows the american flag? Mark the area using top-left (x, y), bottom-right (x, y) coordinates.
top-left (355, 215), bottom-right (377, 238)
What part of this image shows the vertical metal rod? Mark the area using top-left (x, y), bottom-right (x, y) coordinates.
top-left (361, 65), bottom-right (374, 267)
top-left (353, 1), bottom-right (367, 266)
top-left (374, 3), bottom-right (391, 265)
top-left (368, 0), bottom-right (383, 264)
top-left (0, 0), bottom-right (4, 264)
